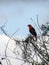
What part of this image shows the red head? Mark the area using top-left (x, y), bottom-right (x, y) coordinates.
top-left (28, 24), bottom-right (33, 30)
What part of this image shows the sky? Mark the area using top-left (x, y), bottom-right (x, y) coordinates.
top-left (0, 1), bottom-right (49, 37)
top-left (0, 1), bottom-right (49, 65)
top-left (0, 35), bottom-right (25, 65)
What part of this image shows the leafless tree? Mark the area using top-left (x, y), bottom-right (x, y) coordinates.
top-left (0, 21), bottom-right (49, 65)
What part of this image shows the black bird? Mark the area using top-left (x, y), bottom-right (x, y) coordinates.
top-left (28, 24), bottom-right (37, 40)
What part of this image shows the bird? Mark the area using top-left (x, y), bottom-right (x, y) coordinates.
top-left (28, 24), bottom-right (37, 41)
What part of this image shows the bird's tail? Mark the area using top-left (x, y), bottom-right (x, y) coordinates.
top-left (33, 36), bottom-right (37, 41)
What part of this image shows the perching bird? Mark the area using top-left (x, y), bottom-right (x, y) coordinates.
top-left (28, 24), bottom-right (37, 41)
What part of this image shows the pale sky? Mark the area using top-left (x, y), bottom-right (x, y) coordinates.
top-left (0, 1), bottom-right (49, 65)
top-left (0, 1), bottom-right (49, 37)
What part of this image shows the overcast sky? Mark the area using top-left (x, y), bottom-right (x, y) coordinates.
top-left (0, 1), bottom-right (49, 65)
top-left (0, 1), bottom-right (49, 37)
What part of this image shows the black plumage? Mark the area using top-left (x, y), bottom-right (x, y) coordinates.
top-left (29, 27), bottom-right (37, 37)
top-left (28, 24), bottom-right (37, 40)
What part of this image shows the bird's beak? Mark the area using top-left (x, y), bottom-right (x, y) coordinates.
top-left (28, 25), bottom-right (29, 27)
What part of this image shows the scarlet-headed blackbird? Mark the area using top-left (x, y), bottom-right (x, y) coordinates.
top-left (28, 24), bottom-right (37, 40)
